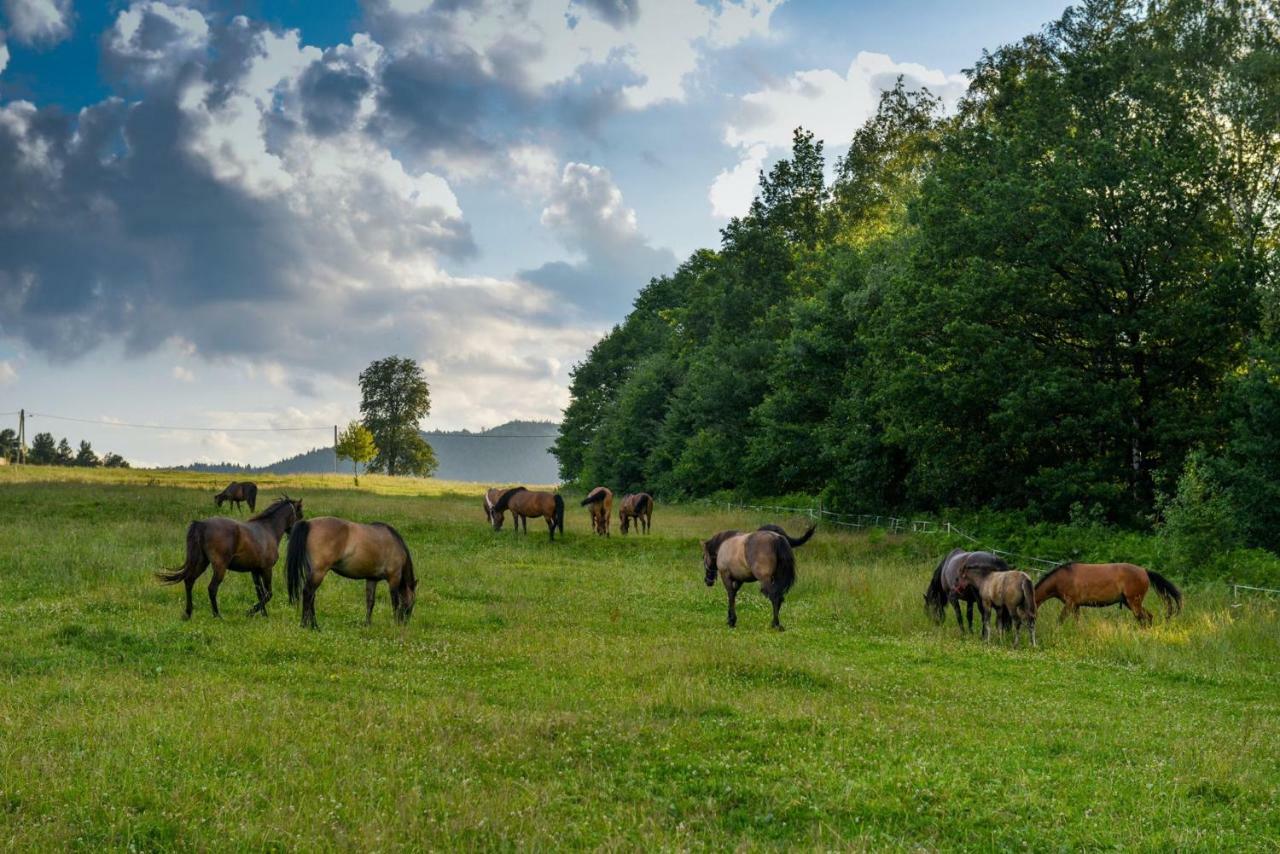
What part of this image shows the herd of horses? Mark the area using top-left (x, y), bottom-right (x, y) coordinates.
top-left (158, 481), bottom-right (1185, 639)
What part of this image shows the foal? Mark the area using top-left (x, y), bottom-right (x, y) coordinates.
top-left (955, 564), bottom-right (1037, 647)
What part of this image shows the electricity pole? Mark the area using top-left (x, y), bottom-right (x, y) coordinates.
top-left (333, 424), bottom-right (339, 474)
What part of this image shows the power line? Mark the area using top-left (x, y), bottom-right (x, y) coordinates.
top-left (26, 412), bottom-right (330, 433)
top-left (20, 411), bottom-right (558, 438)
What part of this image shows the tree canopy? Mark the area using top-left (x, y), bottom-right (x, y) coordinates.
top-left (553, 0), bottom-right (1279, 537)
top-left (359, 356), bottom-right (438, 476)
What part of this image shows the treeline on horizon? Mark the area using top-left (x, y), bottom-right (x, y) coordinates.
top-left (553, 1), bottom-right (1280, 553)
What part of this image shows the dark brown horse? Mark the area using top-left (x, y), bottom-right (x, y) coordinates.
top-left (215, 481), bottom-right (258, 513)
top-left (1035, 562), bottom-right (1182, 626)
top-left (702, 527), bottom-right (805, 630)
top-left (618, 493), bottom-right (654, 534)
top-left (581, 486), bottom-right (613, 536)
top-left (157, 496), bottom-right (303, 619)
top-left (924, 549), bottom-right (1011, 633)
top-left (954, 563), bottom-right (1037, 646)
top-left (491, 486), bottom-right (565, 541)
top-left (286, 517), bottom-right (417, 629)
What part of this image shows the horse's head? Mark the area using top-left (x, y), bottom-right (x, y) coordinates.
top-left (398, 574), bottom-right (418, 623)
top-left (214, 493), bottom-right (225, 507)
top-left (491, 510), bottom-right (504, 531)
top-left (620, 513), bottom-right (630, 534)
top-left (284, 496), bottom-right (304, 526)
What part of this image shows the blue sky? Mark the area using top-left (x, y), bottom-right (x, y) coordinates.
top-left (0, 0), bottom-right (1067, 466)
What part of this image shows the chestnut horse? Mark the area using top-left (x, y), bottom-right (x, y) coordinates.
top-left (924, 549), bottom-right (1011, 633)
top-left (157, 496), bottom-right (303, 619)
top-left (215, 481), bottom-right (258, 513)
top-left (491, 486), bottom-right (565, 541)
top-left (1035, 562), bottom-right (1182, 626)
top-left (618, 493), bottom-right (654, 534)
top-left (954, 563), bottom-right (1037, 646)
top-left (581, 486), bottom-right (613, 536)
top-left (702, 526), bottom-right (808, 630)
top-left (286, 517), bottom-right (417, 628)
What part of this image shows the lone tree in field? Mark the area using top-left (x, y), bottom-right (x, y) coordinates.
top-left (335, 420), bottom-right (377, 483)
top-left (358, 356), bottom-right (438, 477)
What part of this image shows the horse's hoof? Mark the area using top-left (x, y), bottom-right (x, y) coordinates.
top-left (773, 625), bottom-right (786, 632)
top-left (181, 613), bottom-right (191, 621)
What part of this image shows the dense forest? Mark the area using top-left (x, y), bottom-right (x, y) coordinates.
top-left (554, 1), bottom-right (1279, 548)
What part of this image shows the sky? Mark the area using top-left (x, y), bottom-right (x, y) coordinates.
top-left (0, 0), bottom-right (1068, 467)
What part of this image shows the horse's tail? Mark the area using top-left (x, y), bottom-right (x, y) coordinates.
top-left (156, 521), bottom-right (203, 584)
top-left (492, 486), bottom-right (527, 514)
top-left (1147, 570), bottom-right (1183, 618)
top-left (286, 519), bottom-right (312, 605)
top-left (786, 524), bottom-right (816, 548)
top-left (771, 535), bottom-right (797, 596)
top-left (554, 494), bottom-right (565, 535)
top-left (641, 494), bottom-right (653, 514)
top-left (924, 553), bottom-right (949, 623)
top-left (1020, 573), bottom-right (1036, 617)
top-left (580, 489), bottom-right (607, 507)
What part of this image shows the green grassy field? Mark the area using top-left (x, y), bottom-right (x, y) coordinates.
top-left (0, 469), bottom-right (1277, 850)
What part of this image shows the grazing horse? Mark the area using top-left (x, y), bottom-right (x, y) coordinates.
top-left (954, 564), bottom-right (1037, 646)
top-left (215, 481), bottom-right (258, 513)
top-left (618, 493), bottom-right (654, 534)
top-left (924, 549), bottom-right (1011, 633)
top-left (1035, 562), bottom-right (1182, 626)
top-left (581, 487), bottom-right (613, 536)
top-left (286, 517), bottom-right (417, 629)
top-left (491, 487), bottom-right (565, 541)
top-left (702, 528), bottom-right (799, 630)
top-left (483, 487), bottom-right (509, 527)
top-left (157, 496), bottom-right (303, 619)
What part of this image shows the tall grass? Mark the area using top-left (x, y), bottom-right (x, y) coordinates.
top-left (0, 470), bottom-right (1276, 849)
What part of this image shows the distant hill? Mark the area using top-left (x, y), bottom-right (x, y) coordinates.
top-left (177, 420), bottom-right (560, 484)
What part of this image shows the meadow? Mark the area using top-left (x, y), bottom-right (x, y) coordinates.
top-left (0, 469), bottom-right (1277, 850)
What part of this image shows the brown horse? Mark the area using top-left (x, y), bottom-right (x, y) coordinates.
top-left (1035, 562), bottom-right (1182, 626)
top-left (702, 528), bottom-right (800, 630)
top-left (491, 486), bottom-right (565, 541)
top-left (581, 486), bottom-right (613, 536)
top-left (157, 496), bottom-right (303, 619)
top-left (214, 481), bottom-right (258, 513)
top-left (618, 493), bottom-right (654, 534)
top-left (483, 487), bottom-right (509, 526)
top-left (286, 517), bottom-right (417, 629)
top-left (955, 564), bottom-right (1037, 646)
top-left (924, 549), bottom-right (1011, 633)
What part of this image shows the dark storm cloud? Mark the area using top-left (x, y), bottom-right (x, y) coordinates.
top-left (298, 48), bottom-right (375, 136)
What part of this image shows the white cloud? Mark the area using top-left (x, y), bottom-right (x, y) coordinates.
top-left (2, 0), bottom-right (72, 45)
top-left (0, 37), bottom-right (9, 77)
top-left (104, 1), bottom-right (209, 86)
top-left (0, 359), bottom-right (16, 384)
top-left (172, 365), bottom-right (194, 382)
top-left (376, 0), bottom-right (785, 110)
top-left (709, 142), bottom-right (766, 219)
top-left (712, 51), bottom-right (967, 218)
top-left (541, 162), bottom-right (639, 250)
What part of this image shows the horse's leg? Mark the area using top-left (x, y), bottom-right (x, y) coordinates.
top-left (302, 569), bottom-right (323, 630)
top-left (966, 599), bottom-right (975, 633)
top-left (725, 579), bottom-right (740, 628)
top-left (951, 597), bottom-right (964, 631)
top-left (764, 580), bottom-right (785, 632)
top-left (1127, 594), bottom-right (1151, 627)
top-left (183, 553), bottom-right (209, 621)
top-left (977, 601), bottom-right (990, 641)
top-left (207, 563), bottom-right (227, 618)
top-left (547, 516), bottom-right (556, 541)
top-left (247, 570), bottom-right (267, 617)
top-left (1058, 600), bottom-right (1074, 624)
top-left (365, 580), bottom-right (377, 626)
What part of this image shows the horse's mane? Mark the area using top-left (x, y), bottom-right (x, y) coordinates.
top-left (492, 486), bottom-right (528, 513)
top-left (249, 497), bottom-right (293, 522)
top-left (1035, 561), bottom-right (1074, 588)
top-left (703, 529), bottom-right (740, 558)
